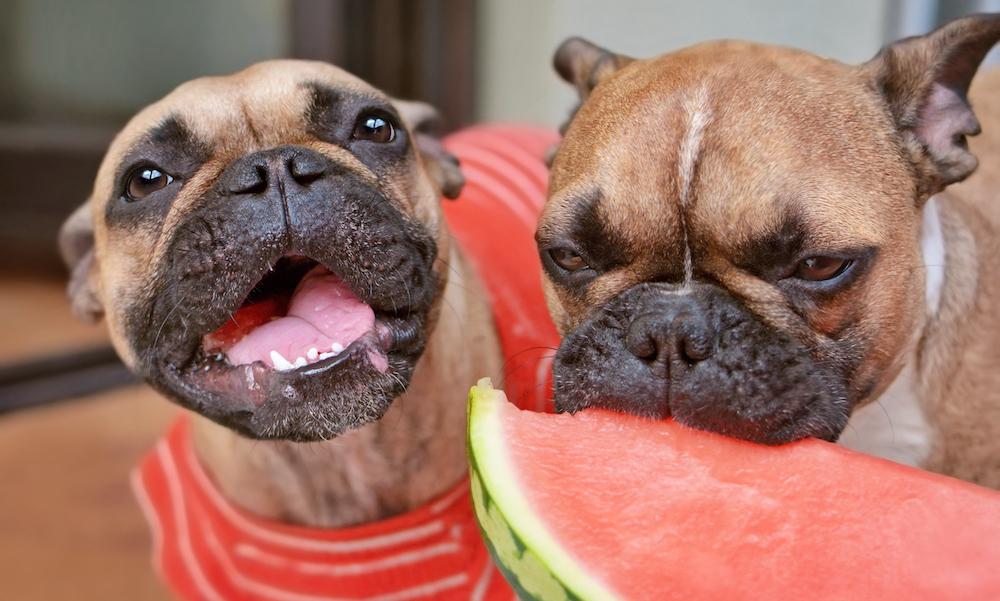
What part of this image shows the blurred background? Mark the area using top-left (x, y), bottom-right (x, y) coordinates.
top-left (1, 0), bottom-right (997, 598)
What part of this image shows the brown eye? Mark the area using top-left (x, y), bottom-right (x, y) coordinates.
top-left (549, 248), bottom-right (589, 272)
top-left (352, 114), bottom-right (395, 143)
top-left (795, 256), bottom-right (851, 281)
top-left (126, 166), bottom-right (174, 201)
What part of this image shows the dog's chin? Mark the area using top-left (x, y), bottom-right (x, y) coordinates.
top-left (153, 327), bottom-right (424, 441)
top-left (554, 378), bottom-right (850, 446)
top-left (142, 255), bottom-right (431, 441)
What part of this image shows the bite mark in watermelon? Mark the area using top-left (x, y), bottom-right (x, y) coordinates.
top-left (467, 379), bottom-right (1000, 601)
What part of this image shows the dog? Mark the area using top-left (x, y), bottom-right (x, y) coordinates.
top-left (540, 14), bottom-right (1000, 488)
top-left (58, 60), bottom-right (552, 599)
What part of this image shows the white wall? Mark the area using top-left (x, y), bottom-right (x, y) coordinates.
top-left (476, 0), bottom-right (893, 126)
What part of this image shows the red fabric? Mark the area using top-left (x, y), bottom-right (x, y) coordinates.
top-left (133, 125), bottom-right (560, 600)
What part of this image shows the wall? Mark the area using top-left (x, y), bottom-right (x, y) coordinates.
top-left (3, 0), bottom-right (289, 124)
top-left (475, 0), bottom-right (893, 126)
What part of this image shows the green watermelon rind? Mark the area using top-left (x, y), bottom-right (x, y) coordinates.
top-left (469, 469), bottom-right (582, 601)
top-left (467, 378), bottom-right (619, 601)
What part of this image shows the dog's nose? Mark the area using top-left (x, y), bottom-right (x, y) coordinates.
top-left (625, 296), bottom-right (716, 367)
top-left (221, 146), bottom-right (328, 195)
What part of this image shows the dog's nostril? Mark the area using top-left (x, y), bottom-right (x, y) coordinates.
top-left (680, 336), bottom-right (713, 364)
top-left (227, 163), bottom-right (269, 195)
top-left (254, 165), bottom-right (269, 184)
top-left (288, 154), bottom-right (326, 186)
top-left (625, 325), bottom-right (658, 361)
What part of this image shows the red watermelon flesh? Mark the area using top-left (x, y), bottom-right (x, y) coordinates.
top-left (468, 380), bottom-right (1000, 600)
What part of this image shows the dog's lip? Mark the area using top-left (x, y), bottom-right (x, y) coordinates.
top-left (163, 331), bottom-right (388, 413)
top-left (194, 320), bottom-right (393, 374)
top-left (228, 323), bottom-right (394, 379)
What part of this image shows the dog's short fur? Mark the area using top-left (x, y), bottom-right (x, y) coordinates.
top-left (540, 15), bottom-right (1000, 487)
top-left (61, 60), bottom-right (502, 525)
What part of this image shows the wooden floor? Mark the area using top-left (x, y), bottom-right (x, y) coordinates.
top-left (0, 278), bottom-right (176, 599)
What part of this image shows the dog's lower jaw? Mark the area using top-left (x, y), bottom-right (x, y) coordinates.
top-left (190, 245), bottom-right (504, 527)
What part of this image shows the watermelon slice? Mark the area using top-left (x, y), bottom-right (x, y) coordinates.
top-left (467, 379), bottom-right (1000, 601)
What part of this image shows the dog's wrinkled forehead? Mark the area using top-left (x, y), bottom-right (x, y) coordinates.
top-left (545, 42), bottom-right (914, 276)
top-left (119, 60), bottom-right (384, 153)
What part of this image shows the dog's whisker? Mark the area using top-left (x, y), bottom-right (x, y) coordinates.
top-left (152, 294), bottom-right (191, 350)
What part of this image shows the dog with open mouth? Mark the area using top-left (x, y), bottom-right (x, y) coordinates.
top-left (59, 60), bottom-right (555, 599)
top-left (540, 14), bottom-right (1000, 487)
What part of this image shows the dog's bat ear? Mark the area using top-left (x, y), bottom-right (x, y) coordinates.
top-left (58, 201), bottom-right (103, 323)
top-left (392, 98), bottom-right (465, 200)
top-left (863, 13), bottom-right (1000, 198)
top-left (550, 37), bottom-right (634, 164)
top-left (554, 37), bottom-right (634, 103)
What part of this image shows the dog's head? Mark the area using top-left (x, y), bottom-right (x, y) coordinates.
top-left (60, 60), bottom-right (464, 441)
top-left (539, 16), bottom-right (1000, 444)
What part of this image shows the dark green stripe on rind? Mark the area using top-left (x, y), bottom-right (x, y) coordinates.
top-left (467, 383), bottom-right (583, 601)
top-left (470, 465), bottom-right (582, 601)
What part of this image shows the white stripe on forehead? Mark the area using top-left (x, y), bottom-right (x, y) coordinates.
top-left (675, 85), bottom-right (712, 285)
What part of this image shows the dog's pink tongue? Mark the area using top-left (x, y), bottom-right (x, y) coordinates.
top-left (226, 266), bottom-right (375, 369)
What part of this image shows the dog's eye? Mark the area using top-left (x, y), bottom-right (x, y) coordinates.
top-left (352, 114), bottom-right (395, 143)
top-left (794, 256), bottom-right (851, 281)
top-left (549, 248), bottom-right (589, 272)
top-left (125, 166), bottom-right (174, 201)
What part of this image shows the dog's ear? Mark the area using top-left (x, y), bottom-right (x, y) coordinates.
top-left (554, 37), bottom-right (634, 106)
top-left (863, 13), bottom-right (1000, 197)
top-left (393, 98), bottom-right (464, 200)
top-left (58, 201), bottom-right (103, 322)
top-left (549, 37), bottom-right (635, 164)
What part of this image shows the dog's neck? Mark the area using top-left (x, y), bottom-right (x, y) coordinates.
top-left (190, 244), bottom-right (503, 528)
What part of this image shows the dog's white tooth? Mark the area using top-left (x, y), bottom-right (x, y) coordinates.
top-left (318, 351), bottom-right (335, 360)
top-left (331, 342), bottom-right (344, 353)
top-left (270, 350), bottom-right (295, 371)
top-left (306, 347), bottom-right (319, 360)
top-left (294, 356), bottom-right (307, 368)
top-left (244, 365), bottom-right (259, 390)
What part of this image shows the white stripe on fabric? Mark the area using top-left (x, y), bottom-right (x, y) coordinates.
top-left (470, 560), bottom-right (495, 601)
top-left (204, 525), bottom-right (469, 601)
top-left (234, 541), bottom-right (462, 576)
top-left (130, 468), bottom-right (166, 581)
top-left (456, 166), bottom-right (539, 230)
top-left (158, 442), bottom-right (227, 601)
top-left (448, 137), bottom-right (548, 200)
top-left (429, 480), bottom-right (469, 514)
top-left (182, 442), bottom-right (446, 554)
top-left (483, 135), bottom-right (550, 190)
top-left (368, 574), bottom-right (468, 601)
top-left (457, 146), bottom-right (545, 213)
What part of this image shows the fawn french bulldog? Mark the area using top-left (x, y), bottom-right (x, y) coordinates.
top-left (59, 60), bottom-right (543, 599)
top-left (540, 15), bottom-right (1000, 487)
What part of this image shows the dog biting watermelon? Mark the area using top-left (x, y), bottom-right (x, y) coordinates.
top-left (467, 379), bottom-right (1000, 601)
